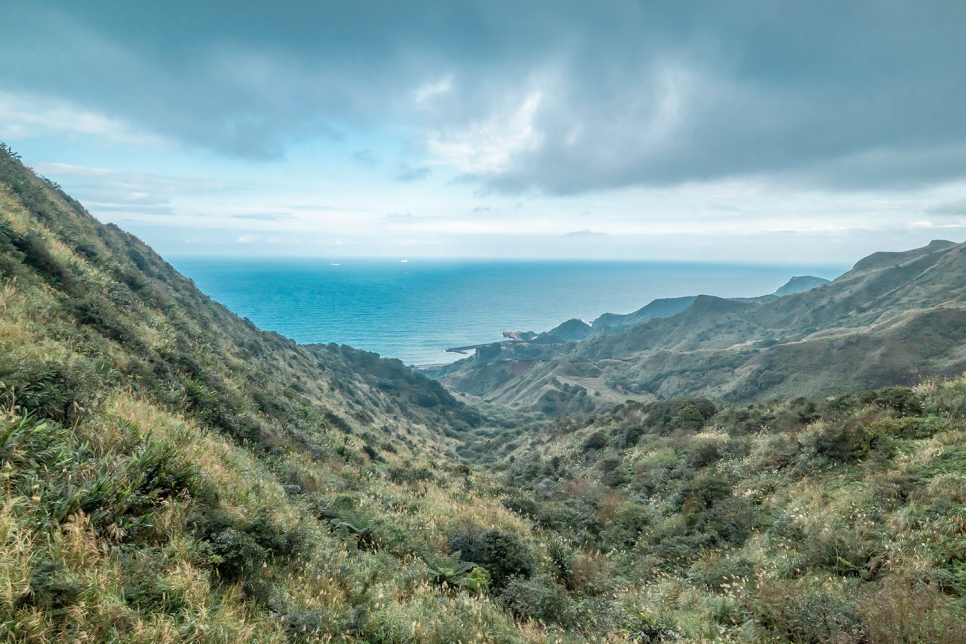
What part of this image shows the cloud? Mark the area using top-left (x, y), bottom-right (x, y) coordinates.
top-left (0, 92), bottom-right (169, 148)
top-left (232, 213), bottom-right (294, 221)
top-left (393, 163), bottom-right (431, 182)
top-left (352, 149), bottom-right (378, 166)
top-left (426, 92), bottom-right (544, 175)
top-left (35, 163), bottom-right (226, 194)
top-left (3, 1), bottom-right (966, 194)
top-left (33, 162), bottom-right (229, 217)
top-left (414, 76), bottom-right (453, 103)
top-left (925, 198), bottom-right (966, 216)
top-left (562, 229), bottom-right (605, 237)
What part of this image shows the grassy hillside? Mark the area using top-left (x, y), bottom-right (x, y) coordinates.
top-left (5, 142), bottom-right (966, 643)
top-left (436, 240), bottom-right (966, 414)
top-left (0, 144), bottom-right (539, 642)
top-left (458, 382), bottom-right (966, 642)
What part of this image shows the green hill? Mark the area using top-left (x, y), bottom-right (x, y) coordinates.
top-left (436, 240), bottom-right (966, 414)
top-left (4, 143), bottom-right (966, 643)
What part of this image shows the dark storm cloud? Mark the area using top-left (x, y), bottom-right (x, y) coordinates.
top-left (4, 1), bottom-right (966, 192)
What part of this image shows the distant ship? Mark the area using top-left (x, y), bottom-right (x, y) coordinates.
top-left (401, 259), bottom-right (408, 263)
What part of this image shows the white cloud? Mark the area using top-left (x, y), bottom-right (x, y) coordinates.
top-left (32, 162), bottom-right (229, 217)
top-left (425, 91), bottom-right (544, 174)
top-left (414, 75), bottom-right (453, 104)
top-left (0, 92), bottom-right (169, 148)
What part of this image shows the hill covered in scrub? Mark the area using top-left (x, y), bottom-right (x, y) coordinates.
top-left (433, 240), bottom-right (966, 416)
top-left (4, 141), bottom-right (966, 644)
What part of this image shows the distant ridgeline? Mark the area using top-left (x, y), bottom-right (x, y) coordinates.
top-left (503, 274), bottom-right (831, 345)
top-left (432, 241), bottom-right (966, 414)
top-left (443, 276), bottom-right (829, 357)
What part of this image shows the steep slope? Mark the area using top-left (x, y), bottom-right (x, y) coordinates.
top-left (0, 145), bottom-right (549, 643)
top-left (438, 239), bottom-right (966, 411)
top-left (0, 145), bottom-right (477, 449)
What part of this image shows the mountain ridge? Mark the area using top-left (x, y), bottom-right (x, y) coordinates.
top-left (435, 239), bottom-right (966, 413)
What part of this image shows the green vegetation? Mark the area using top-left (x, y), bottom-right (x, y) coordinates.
top-left (437, 241), bottom-right (966, 415)
top-left (3, 143), bottom-right (966, 642)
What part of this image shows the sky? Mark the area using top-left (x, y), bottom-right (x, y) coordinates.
top-left (2, 0), bottom-right (966, 262)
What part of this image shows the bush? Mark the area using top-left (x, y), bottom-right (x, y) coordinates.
top-left (497, 575), bottom-right (577, 627)
top-left (749, 582), bottom-right (868, 644)
top-left (672, 404), bottom-right (706, 429)
top-left (675, 473), bottom-right (732, 513)
top-left (687, 440), bottom-right (722, 468)
top-left (859, 386), bottom-right (923, 416)
top-left (0, 358), bottom-right (99, 422)
top-left (810, 423), bottom-right (875, 464)
top-left (388, 466), bottom-right (435, 485)
top-left (502, 495), bottom-right (539, 518)
top-left (119, 552), bottom-right (186, 614)
top-left (859, 579), bottom-right (966, 643)
top-left (622, 607), bottom-right (676, 643)
top-left (583, 431), bottom-right (608, 450)
top-left (450, 528), bottom-right (535, 589)
top-left (191, 507), bottom-right (309, 600)
top-left (696, 496), bottom-right (757, 545)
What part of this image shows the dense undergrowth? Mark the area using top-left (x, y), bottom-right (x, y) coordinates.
top-left (4, 143), bottom-right (966, 642)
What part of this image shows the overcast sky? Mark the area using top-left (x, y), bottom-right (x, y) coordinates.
top-left (3, 0), bottom-right (966, 262)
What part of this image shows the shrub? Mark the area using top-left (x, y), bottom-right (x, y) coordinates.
top-left (859, 386), bottom-right (923, 416)
top-left (749, 582), bottom-right (868, 644)
top-left (622, 607), bottom-right (676, 643)
top-left (583, 431), bottom-right (608, 450)
top-left (497, 575), bottom-right (577, 627)
top-left (675, 473), bottom-right (732, 513)
top-left (424, 551), bottom-right (490, 593)
top-left (672, 404), bottom-right (706, 429)
top-left (693, 555), bottom-right (755, 592)
top-left (859, 579), bottom-right (966, 643)
top-left (810, 423), bottom-right (874, 464)
top-left (687, 440), bottom-right (722, 468)
top-left (502, 495), bottom-right (539, 518)
top-left (0, 358), bottom-right (99, 422)
top-left (190, 507), bottom-right (309, 600)
top-left (696, 496), bottom-right (757, 545)
top-left (388, 465), bottom-right (435, 485)
top-left (451, 528), bottom-right (535, 589)
top-left (119, 552), bottom-right (186, 614)
top-left (546, 537), bottom-right (575, 588)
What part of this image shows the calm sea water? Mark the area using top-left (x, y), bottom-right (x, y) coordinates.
top-left (169, 258), bottom-right (847, 366)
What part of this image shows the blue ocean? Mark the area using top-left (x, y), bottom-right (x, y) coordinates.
top-left (169, 259), bottom-right (848, 366)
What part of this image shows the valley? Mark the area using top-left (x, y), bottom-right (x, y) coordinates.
top-left (3, 144), bottom-right (966, 643)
